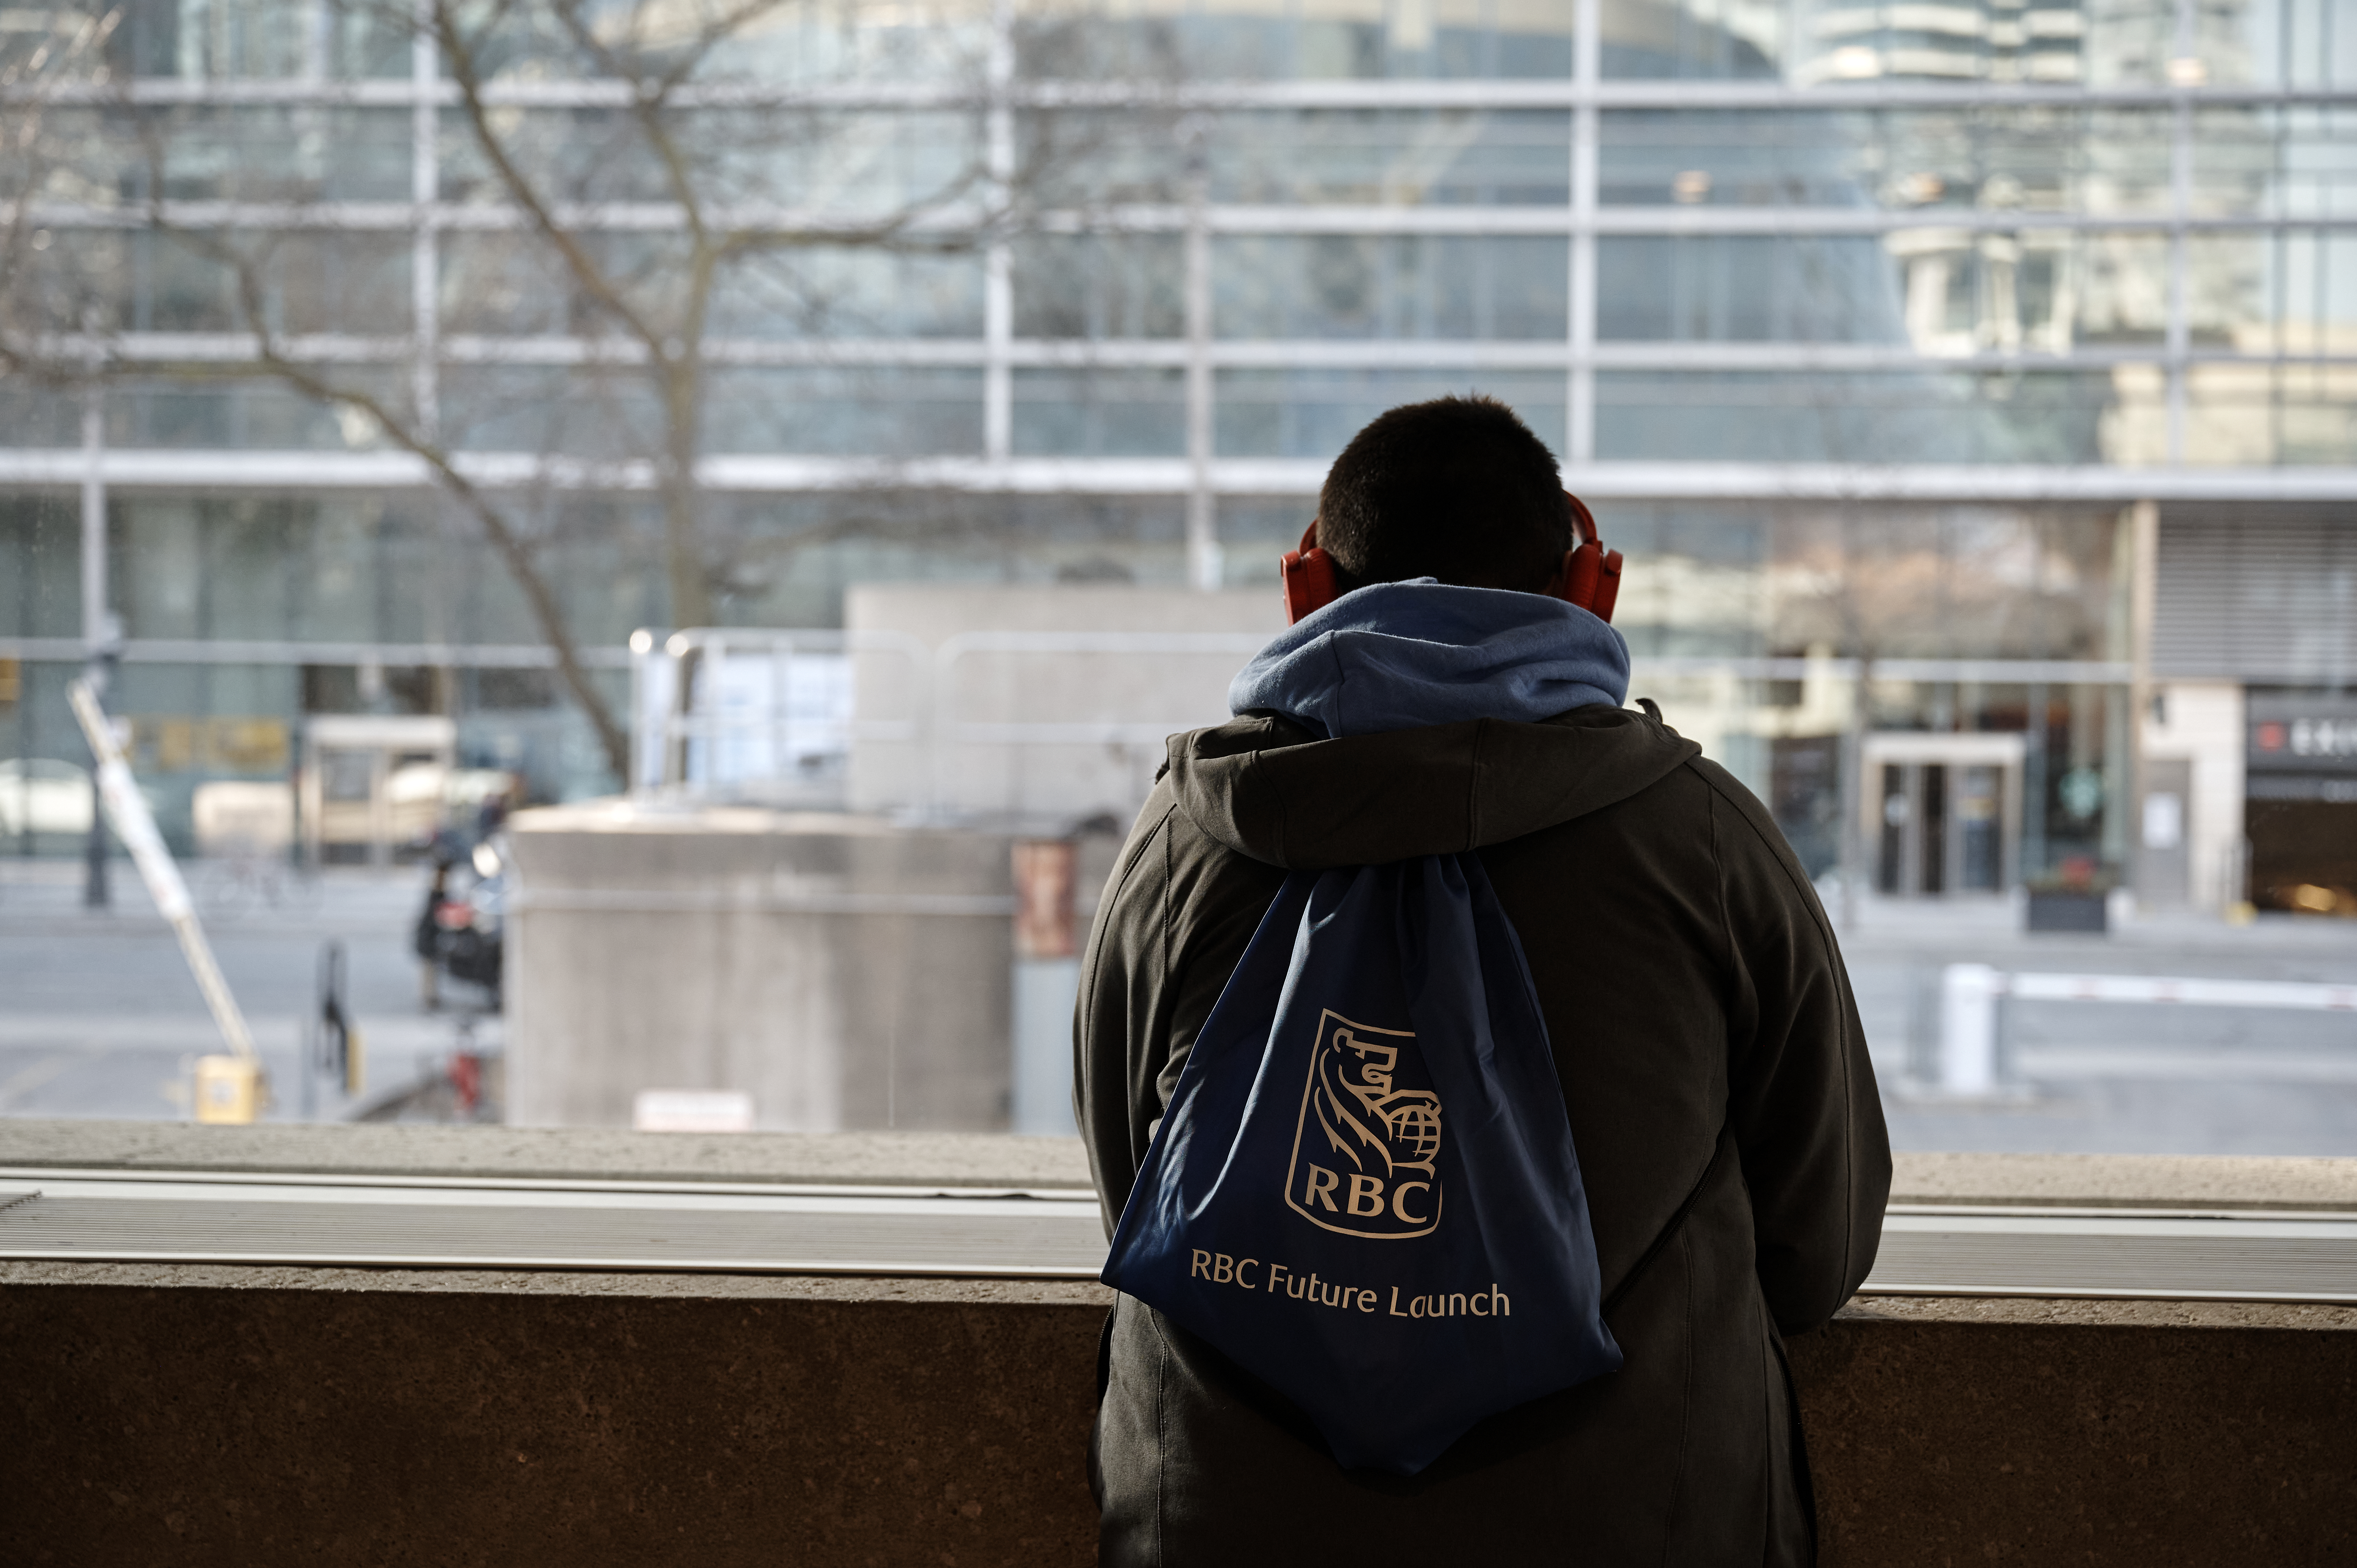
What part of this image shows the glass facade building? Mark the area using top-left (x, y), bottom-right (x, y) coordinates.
top-left (3, 0), bottom-right (2356, 909)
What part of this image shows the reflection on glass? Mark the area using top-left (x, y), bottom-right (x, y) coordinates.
top-left (27, 107), bottom-right (413, 205)
top-left (1216, 236), bottom-right (1568, 340)
top-left (1209, 111), bottom-right (1570, 205)
top-left (105, 377), bottom-right (406, 452)
top-left (2182, 363), bottom-right (2357, 465)
top-left (2187, 231), bottom-right (2357, 358)
top-left (1016, 0), bottom-right (1574, 80)
top-left (702, 368), bottom-right (990, 457)
top-left (1014, 236), bottom-right (1185, 339)
top-left (20, 231), bottom-right (411, 338)
top-left (1602, 108), bottom-right (2176, 216)
top-left (1013, 369), bottom-right (1189, 456)
top-left (1601, 502), bottom-right (2122, 665)
top-left (1603, 0), bottom-right (1785, 79)
top-left (1598, 236), bottom-right (1904, 343)
top-left (1215, 368), bottom-right (1565, 455)
top-left (1596, 231), bottom-right (2180, 357)
top-left (1597, 369), bottom-right (2133, 464)
top-left (98, 0), bottom-right (411, 79)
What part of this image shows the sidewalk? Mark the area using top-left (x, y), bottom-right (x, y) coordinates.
top-left (0, 856), bottom-right (494, 1122)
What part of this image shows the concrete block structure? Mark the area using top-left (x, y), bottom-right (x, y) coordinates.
top-left (506, 804), bottom-right (1018, 1132)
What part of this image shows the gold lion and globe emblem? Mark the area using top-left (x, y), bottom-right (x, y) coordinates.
top-left (1285, 1011), bottom-right (1445, 1239)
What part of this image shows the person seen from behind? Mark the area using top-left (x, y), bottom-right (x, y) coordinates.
top-left (1076, 394), bottom-right (1891, 1564)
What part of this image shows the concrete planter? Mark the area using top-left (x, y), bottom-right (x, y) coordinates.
top-left (2026, 888), bottom-right (2108, 933)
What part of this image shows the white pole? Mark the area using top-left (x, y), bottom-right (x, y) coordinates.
top-left (68, 678), bottom-right (260, 1065)
top-left (1939, 963), bottom-right (2001, 1096)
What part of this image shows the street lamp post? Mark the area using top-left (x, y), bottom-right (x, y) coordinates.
top-left (80, 633), bottom-right (119, 911)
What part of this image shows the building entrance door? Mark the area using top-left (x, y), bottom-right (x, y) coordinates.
top-left (1863, 733), bottom-right (2026, 897)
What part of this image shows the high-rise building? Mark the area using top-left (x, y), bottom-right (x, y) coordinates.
top-left (1, 0), bottom-right (2352, 912)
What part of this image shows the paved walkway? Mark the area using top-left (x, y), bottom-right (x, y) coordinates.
top-left (0, 858), bottom-right (498, 1123)
top-left (4, 859), bottom-right (2355, 1154)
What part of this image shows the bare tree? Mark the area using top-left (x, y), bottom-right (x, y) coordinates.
top-left (0, 0), bottom-right (1144, 779)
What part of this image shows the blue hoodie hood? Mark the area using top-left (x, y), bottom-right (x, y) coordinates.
top-left (1228, 578), bottom-right (1631, 739)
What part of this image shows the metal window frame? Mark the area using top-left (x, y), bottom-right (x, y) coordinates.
top-left (5, 448), bottom-right (2356, 504)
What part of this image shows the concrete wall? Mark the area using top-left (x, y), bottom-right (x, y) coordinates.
top-left (506, 804), bottom-right (1017, 1132)
top-left (2144, 679), bottom-right (2246, 912)
top-left (5, 1264), bottom-right (2352, 1568)
top-left (847, 584), bottom-right (1285, 824)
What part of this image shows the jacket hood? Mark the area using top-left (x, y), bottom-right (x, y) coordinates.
top-left (1165, 706), bottom-right (1702, 870)
top-left (1228, 578), bottom-right (1630, 739)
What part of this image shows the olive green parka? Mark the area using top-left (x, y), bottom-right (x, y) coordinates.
top-left (1076, 702), bottom-right (1890, 1566)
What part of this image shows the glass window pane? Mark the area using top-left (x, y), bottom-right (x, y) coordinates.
top-left (449, 236), bottom-right (980, 342)
top-left (715, 249), bottom-right (987, 340)
top-left (1012, 368), bottom-right (1187, 455)
top-left (2184, 363), bottom-right (2357, 466)
top-left (452, 0), bottom-right (992, 87)
top-left (1599, 231), bottom-right (2172, 354)
top-left (440, 366), bottom-right (663, 455)
top-left (1798, 1), bottom-right (2091, 87)
top-left (440, 109), bottom-right (982, 210)
top-left (27, 106), bottom-right (412, 205)
top-left (33, 230), bottom-right (412, 336)
top-left (1013, 235), bottom-right (1184, 339)
top-left (2196, 107), bottom-right (2357, 221)
top-left (1015, 0), bottom-right (1573, 80)
top-left (1606, 0), bottom-right (1788, 79)
top-left (1602, 107), bottom-right (2175, 217)
top-left (0, 495), bottom-right (83, 638)
top-left (1596, 368), bottom-right (2126, 464)
top-left (107, 374), bottom-right (405, 450)
top-left (701, 367), bottom-right (985, 455)
top-left (2212, 0), bottom-right (2357, 90)
top-left (0, 388), bottom-right (86, 448)
top-left (1216, 236), bottom-right (1567, 339)
top-left (1596, 503), bottom-right (2121, 663)
top-left (1216, 368), bottom-right (1564, 455)
top-left (1598, 236), bottom-right (1905, 344)
top-left (1209, 111), bottom-right (1570, 205)
top-left (1019, 110), bottom-right (1192, 205)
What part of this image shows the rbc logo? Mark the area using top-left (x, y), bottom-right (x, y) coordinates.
top-left (1285, 1010), bottom-right (1444, 1239)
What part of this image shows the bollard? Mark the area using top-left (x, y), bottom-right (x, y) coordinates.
top-left (1010, 839), bottom-right (1081, 1136)
top-left (1939, 963), bottom-right (2002, 1096)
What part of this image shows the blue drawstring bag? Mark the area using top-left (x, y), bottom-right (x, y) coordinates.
top-left (1101, 851), bottom-right (1622, 1475)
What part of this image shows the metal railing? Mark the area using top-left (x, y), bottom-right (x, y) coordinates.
top-left (1937, 963), bottom-right (2357, 1097)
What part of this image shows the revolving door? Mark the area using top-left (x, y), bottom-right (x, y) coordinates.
top-left (1863, 733), bottom-right (2027, 897)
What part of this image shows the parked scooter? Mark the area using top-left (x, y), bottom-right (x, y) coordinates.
top-left (413, 830), bottom-right (505, 1009)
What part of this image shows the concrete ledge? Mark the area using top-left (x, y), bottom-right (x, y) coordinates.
top-left (0, 1119), bottom-right (1098, 1190)
top-left (1886, 1150), bottom-right (2357, 1211)
top-left (6, 1259), bottom-right (2354, 1566)
top-left (11, 1121), bottom-right (2357, 1211)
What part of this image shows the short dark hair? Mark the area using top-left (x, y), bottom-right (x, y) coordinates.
top-left (1316, 395), bottom-right (1570, 593)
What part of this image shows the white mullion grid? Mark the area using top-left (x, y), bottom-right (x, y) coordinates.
top-left (13, 449), bottom-right (2357, 505)
top-left (1183, 118), bottom-right (1219, 592)
top-left (1567, 0), bottom-right (1599, 464)
top-left (2165, 0), bottom-right (2196, 464)
top-left (57, 332), bottom-right (2357, 376)
top-left (982, 0), bottom-right (1014, 464)
top-left (29, 200), bottom-right (2357, 238)
top-left (409, 0), bottom-right (439, 440)
top-left (35, 77), bottom-right (2357, 112)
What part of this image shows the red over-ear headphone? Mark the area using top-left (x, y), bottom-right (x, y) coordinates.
top-left (1280, 491), bottom-right (1623, 626)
